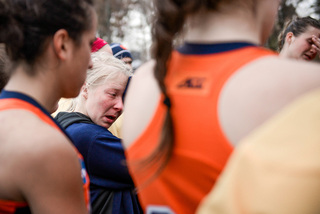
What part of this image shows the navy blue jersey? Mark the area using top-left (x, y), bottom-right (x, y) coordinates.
top-left (56, 112), bottom-right (142, 214)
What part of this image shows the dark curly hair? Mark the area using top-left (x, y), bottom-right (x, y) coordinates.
top-left (0, 0), bottom-right (94, 75)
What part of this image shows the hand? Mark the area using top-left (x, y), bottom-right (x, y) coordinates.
top-left (311, 35), bottom-right (320, 55)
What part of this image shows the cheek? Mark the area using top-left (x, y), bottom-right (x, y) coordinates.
top-left (77, 53), bottom-right (90, 83)
top-left (301, 42), bottom-right (310, 49)
top-left (86, 95), bottom-right (101, 110)
top-left (80, 69), bottom-right (87, 84)
top-left (298, 39), bottom-right (311, 49)
top-left (80, 45), bottom-right (91, 67)
top-left (99, 97), bottom-right (114, 110)
top-left (84, 50), bottom-right (91, 65)
top-left (291, 41), bottom-right (308, 54)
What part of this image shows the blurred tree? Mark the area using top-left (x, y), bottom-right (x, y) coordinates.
top-left (94, 0), bottom-right (130, 43)
top-left (94, 0), bottom-right (153, 62)
top-left (314, 0), bottom-right (320, 17)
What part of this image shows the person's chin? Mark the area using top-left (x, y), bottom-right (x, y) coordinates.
top-left (98, 121), bottom-right (111, 129)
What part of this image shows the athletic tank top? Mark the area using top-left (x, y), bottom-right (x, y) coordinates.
top-left (0, 90), bottom-right (90, 213)
top-left (126, 43), bottom-right (277, 214)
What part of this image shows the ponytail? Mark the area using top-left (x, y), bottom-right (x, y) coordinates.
top-left (136, 0), bottom-right (221, 182)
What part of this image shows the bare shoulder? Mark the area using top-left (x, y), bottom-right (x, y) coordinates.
top-left (130, 60), bottom-right (158, 83)
top-left (260, 56), bottom-right (320, 75)
top-left (1, 109), bottom-right (76, 158)
top-left (125, 60), bottom-right (159, 102)
top-left (219, 56), bottom-right (320, 146)
top-left (122, 60), bottom-right (161, 148)
top-left (0, 110), bottom-right (87, 213)
top-left (8, 109), bottom-right (80, 173)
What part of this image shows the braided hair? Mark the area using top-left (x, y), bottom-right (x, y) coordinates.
top-left (137, 0), bottom-right (223, 180)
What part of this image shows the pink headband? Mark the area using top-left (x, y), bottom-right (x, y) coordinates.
top-left (91, 37), bottom-right (108, 53)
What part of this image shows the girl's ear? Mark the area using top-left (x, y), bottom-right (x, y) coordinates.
top-left (52, 29), bottom-right (72, 60)
top-left (285, 32), bottom-right (294, 44)
top-left (81, 83), bottom-right (89, 99)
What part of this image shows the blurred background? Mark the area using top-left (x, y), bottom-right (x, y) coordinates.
top-left (94, 0), bottom-right (320, 67)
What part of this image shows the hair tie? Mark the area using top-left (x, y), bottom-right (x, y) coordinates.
top-left (163, 95), bottom-right (171, 108)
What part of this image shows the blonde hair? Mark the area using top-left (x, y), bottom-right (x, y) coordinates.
top-left (66, 52), bottom-right (133, 111)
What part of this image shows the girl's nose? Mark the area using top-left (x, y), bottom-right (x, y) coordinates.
top-left (88, 56), bottom-right (93, 69)
top-left (114, 98), bottom-right (124, 111)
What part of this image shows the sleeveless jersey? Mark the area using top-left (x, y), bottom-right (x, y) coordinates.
top-left (0, 91), bottom-right (90, 213)
top-left (125, 43), bottom-right (277, 214)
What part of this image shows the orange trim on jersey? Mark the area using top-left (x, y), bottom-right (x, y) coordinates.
top-left (0, 98), bottom-right (91, 212)
top-left (126, 96), bottom-right (166, 159)
top-left (0, 98), bottom-right (59, 130)
top-left (126, 46), bottom-right (277, 214)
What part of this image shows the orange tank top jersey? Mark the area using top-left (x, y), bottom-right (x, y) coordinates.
top-left (0, 91), bottom-right (91, 213)
top-left (125, 43), bottom-right (277, 214)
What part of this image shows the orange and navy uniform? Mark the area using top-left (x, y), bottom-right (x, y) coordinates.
top-left (125, 43), bottom-right (277, 214)
top-left (0, 90), bottom-right (90, 214)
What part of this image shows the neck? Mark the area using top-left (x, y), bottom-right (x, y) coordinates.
top-left (184, 9), bottom-right (261, 45)
top-left (74, 97), bottom-right (88, 116)
top-left (279, 47), bottom-right (289, 58)
top-left (4, 65), bottom-right (61, 113)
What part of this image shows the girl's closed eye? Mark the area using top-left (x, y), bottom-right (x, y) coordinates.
top-left (108, 90), bottom-right (119, 97)
top-left (107, 91), bottom-right (116, 97)
top-left (104, 89), bottom-right (117, 97)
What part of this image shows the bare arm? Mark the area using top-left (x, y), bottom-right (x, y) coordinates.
top-left (15, 124), bottom-right (88, 214)
top-left (219, 56), bottom-right (320, 145)
top-left (122, 60), bottom-right (161, 149)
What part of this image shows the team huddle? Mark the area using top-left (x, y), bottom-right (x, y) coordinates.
top-left (1, 0), bottom-right (320, 214)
